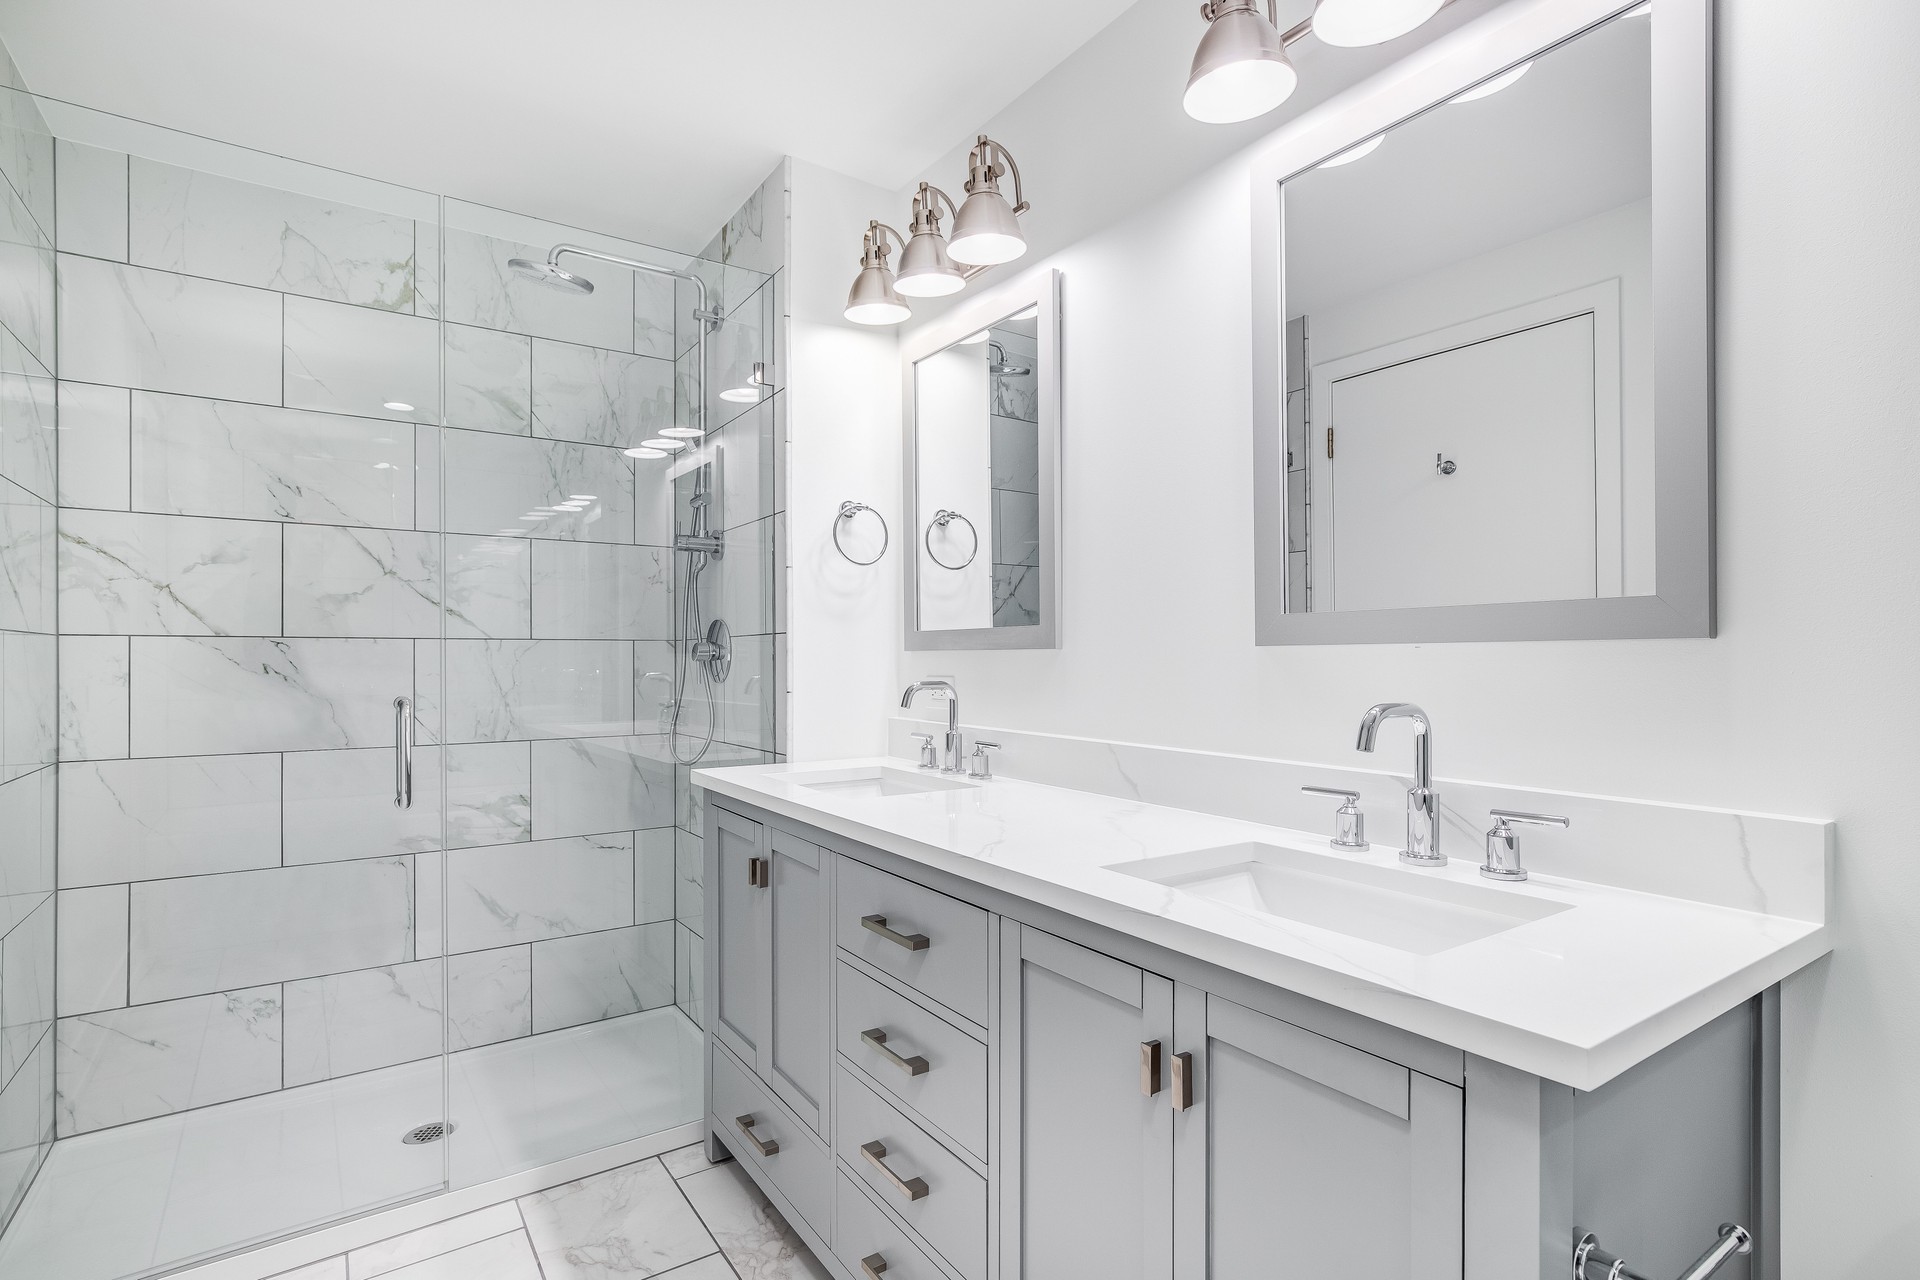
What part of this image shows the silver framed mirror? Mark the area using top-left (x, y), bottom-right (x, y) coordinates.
top-left (1249, 0), bottom-right (1713, 644)
top-left (902, 267), bottom-right (1061, 650)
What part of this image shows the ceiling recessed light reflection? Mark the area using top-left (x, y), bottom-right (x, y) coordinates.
top-left (659, 426), bottom-right (704, 439)
top-left (958, 330), bottom-right (991, 345)
top-left (624, 447), bottom-right (668, 459)
top-left (1317, 135), bottom-right (1384, 168)
top-left (640, 438), bottom-right (687, 452)
top-left (382, 401), bottom-right (415, 413)
top-left (568, 494), bottom-right (597, 502)
top-left (1450, 61), bottom-right (1532, 103)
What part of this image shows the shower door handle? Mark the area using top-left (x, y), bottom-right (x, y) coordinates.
top-left (393, 697), bottom-right (413, 809)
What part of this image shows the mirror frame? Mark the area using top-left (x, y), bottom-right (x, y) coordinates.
top-left (1248, 0), bottom-right (1714, 644)
top-left (901, 266), bottom-right (1062, 651)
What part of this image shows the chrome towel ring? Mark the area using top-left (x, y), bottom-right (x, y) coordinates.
top-left (834, 501), bottom-right (889, 565)
top-left (924, 509), bottom-right (979, 571)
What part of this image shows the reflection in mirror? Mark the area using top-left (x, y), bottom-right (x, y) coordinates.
top-left (914, 314), bottom-right (1042, 631)
top-left (1282, 8), bottom-right (1652, 614)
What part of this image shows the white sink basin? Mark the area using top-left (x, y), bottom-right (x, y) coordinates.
top-left (1108, 842), bottom-right (1569, 955)
top-left (782, 766), bottom-right (976, 800)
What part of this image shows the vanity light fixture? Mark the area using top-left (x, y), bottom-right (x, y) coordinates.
top-left (947, 137), bottom-right (1030, 266)
top-left (1450, 60), bottom-right (1532, 102)
top-left (845, 221), bottom-right (914, 326)
top-left (1310, 0), bottom-right (1446, 47)
top-left (720, 361), bottom-right (772, 403)
top-left (1317, 134), bottom-right (1385, 167)
top-left (1184, 1), bottom-right (1299, 124)
top-left (895, 185), bottom-right (968, 297)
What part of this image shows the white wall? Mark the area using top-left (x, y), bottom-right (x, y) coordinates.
top-left (877, 1), bottom-right (1920, 1271)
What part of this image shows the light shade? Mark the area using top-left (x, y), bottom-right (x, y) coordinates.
top-left (895, 229), bottom-right (966, 297)
top-left (1184, 4), bottom-right (1298, 124)
top-left (845, 263), bottom-right (911, 325)
top-left (947, 188), bottom-right (1027, 266)
top-left (1311, 0), bottom-right (1445, 47)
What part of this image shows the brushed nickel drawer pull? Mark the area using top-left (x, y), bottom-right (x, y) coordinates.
top-left (861, 1255), bottom-right (889, 1280)
top-left (1141, 1040), bottom-right (1162, 1096)
top-left (734, 1113), bottom-right (779, 1157)
top-left (747, 857), bottom-right (769, 888)
top-left (861, 914), bottom-right (930, 952)
top-left (862, 1028), bottom-right (931, 1076)
top-left (1171, 1051), bottom-right (1193, 1112)
top-left (859, 1139), bottom-right (929, 1201)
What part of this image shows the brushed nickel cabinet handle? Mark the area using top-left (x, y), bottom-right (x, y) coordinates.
top-left (859, 1139), bottom-right (929, 1201)
top-left (861, 1028), bottom-right (930, 1076)
top-left (747, 857), bottom-right (769, 888)
top-left (860, 914), bottom-right (930, 952)
top-left (861, 1255), bottom-right (889, 1280)
top-left (1171, 1051), bottom-right (1193, 1112)
top-left (734, 1113), bottom-right (779, 1157)
top-left (1141, 1040), bottom-right (1162, 1096)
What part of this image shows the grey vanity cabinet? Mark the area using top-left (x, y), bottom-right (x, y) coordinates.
top-left (1174, 994), bottom-right (1465, 1280)
top-left (711, 807), bottom-right (832, 1134)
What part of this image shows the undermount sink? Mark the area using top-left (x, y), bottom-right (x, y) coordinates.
top-left (782, 766), bottom-right (976, 799)
top-left (1108, 842), bottom-right (1570, 956)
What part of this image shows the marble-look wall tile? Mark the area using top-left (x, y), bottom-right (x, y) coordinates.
top-left (530, 338), bottom-right (673, 449)
top-left (53, 140), bottom-right (127, 262)
top-left (636, 827), bottom-right (675, 926)
top-left (530, 542), bottom-right (669, 641)
top-left (441, 429), bottom-right (636, 545)
top-left (0, 85), bottom-right (54, 241)
top-left (0, 1023), bottom-right (50, 1225)
top-left (128, 158), bottom-right (415, 311)
top-left (0, 894), bottom-right (52, 1080)
top-left (56, 381), bottom-right (130, 511)
top-left (433, 639), bottom-right (634, 744)
top-left (132, 391), bottom-right (416, 528)
top-left (1, 629), bottom-right (54, 783)
top-left (529, 921), bottom-right (674, 1033)
top-left (675, 744), bottom-right (769, 836)
top-left (448, 945), bottom-right (530, 1050)
top-left (414, 850), bottom-right (443, 961)
top-left (57, 635), bottom-right (127, 760)
top-left (283, 958), bottom-right (441, 1086)
top-left (0, 329), bottom-right (54, 504)
top-left (283, 295), bottom-right (439, 423)
top-left (0, 476), bottom-right (53, 632)
top-left (992, 565), bottom-right (1040, 629)
top-left (633, 272), bottom-right (676, 361)
top-left (992, 489), bottom-right (1039, 568)
top-left (674, 828), bottom-right (702, 931)
top-left (129, 858), bottom-right (411, 1003)
top-left (990, 416), bottom-right (1038, 494)
top-left (445, 833), bottom-right (633, 953)
top-left (697, 282), bottom-right (773, 436)
top-left (283, 746), bottom-right (441, 865)
top-left (283, 524), bottom-right (439, 638)
top-left (59, 754), bottom-right (280, 886)
top-left (55, 985), bottom-right (281, 1135)
top-left (445, 323), bottom-right (531, 434)
top-left (446, 535), bottom-right (532, 640)
top-left (59, 509), bottom-right (282, 636)
top-left (712, 633), bottom-right (775, 752)
top-left (447, 740), bottom-right (532, 849)
top-left (57, 255), bottom-right (282, 404)
top-left (693, 516), bottom-right (773, 637)
top-left (674, 399), bottom-right (774, 536)
top-left (56, 885), bottom-right (128, 1017)
top-left (0, 183), bottom-right (53, 373)
top-left (414, 424), bottom-right (442, 533)
top-left (531, 736), bottom-right (673, 840)
top-left (675, 921), bottom-right (703, 1028)
top-left (442, 228), bottom-right (634, 352)
top-left (0, 766), bottom-right (54, 900)
top-left (697, 160), bottom-right (785, 279)
top-left (129, 636), bottom-right (412, 756)
top-left (634, 641), bottom-right (674, 735)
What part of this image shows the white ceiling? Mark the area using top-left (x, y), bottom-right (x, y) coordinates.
top-left (0, 0), bottom-right (1141, 252)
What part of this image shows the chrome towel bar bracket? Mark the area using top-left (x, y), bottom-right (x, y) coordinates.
top-left (834, 500), bottom-right (889, 565)
top-left (924, 508), bottom-right (978, 570)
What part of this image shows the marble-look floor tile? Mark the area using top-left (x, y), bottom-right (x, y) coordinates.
top-left (58, 255), bottom-right (283, 404)
top-left (283, 958), bottom-right (442, 1087)
top-left (445, 323), bottom-right (531, 435)
top-left (379, 1230), bottom-right (543, 1280)
top-left (530, 337), bottom-right (674, 450)
top-left (677, 1161), bottom-right (831, 1280)
top-left (445, 833), bottom-right (634, 953)
top-left (659, 1142), bottom-right (719, 1181)
top-left (132, 390), bottom-right (416, 529)
top-left (58, 753), bottom-right (281, 886)
top-left (346, 1201), bottom-right (523, 1279)
top-left (284, 295), bottom-right (439, 424)
top-left (55, 985), bottom-right (281, 1135)
top-left (128, 157), bottom-right (416, 311)
top-left (531, 735), bottom-right (674, 840)
top-left (59, 509), bottom-right (282, 636)
top-left (529, 922), bottom-right (675, 1033)
top-left (531, 541), bottom-right (670, 641)
top-left (447, 946), bottom-right (530, 1050)
top-left (518, 1158), bottom-right (717, 1280)
top-left (56, 380), bottom-right (130, 511)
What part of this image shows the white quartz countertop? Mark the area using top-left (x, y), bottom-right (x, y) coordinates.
top-left (694, 758), bottom-right (1830, 1089)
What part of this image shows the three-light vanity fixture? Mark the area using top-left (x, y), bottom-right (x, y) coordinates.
top-left (844, 134), bottom-right (1031, 326)
top-left (1184, 0), bottom-right (1449, 124)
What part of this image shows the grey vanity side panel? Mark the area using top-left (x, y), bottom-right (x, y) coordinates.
top-left (1755, 986), bottom-right (1780, 1280)
top-left (1540, 1000), bottom-right (1757, 1280)
top-left (1463, 1053), bottom-right (1542, 1280)
top-left (709, 805), bottom-right (768, 1068)
top-left (729, 798), bottom-right (1462, 1083)
top-left (767, 828), bottom-right (832, 1134)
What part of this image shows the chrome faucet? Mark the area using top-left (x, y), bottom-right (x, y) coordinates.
top-left (901, 680), bottom-right (963, 774)
top-left (1355, 702), bottom-right (1444, 866)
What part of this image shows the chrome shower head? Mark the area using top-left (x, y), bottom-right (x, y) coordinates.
top-left (508, 258), bottom-right (595, 295)
top-left (987, 341), bottom-right (1030, 377)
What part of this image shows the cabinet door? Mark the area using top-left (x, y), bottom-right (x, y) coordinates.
top-left (710, 807), bottom-right (768, 1068)
top-left (1002, 925), bottom-right (1174, 1280)
top-left (765, 829), bottom-right (830, 1132)
top-left (1176, 994), bottom-right (1463, 1280)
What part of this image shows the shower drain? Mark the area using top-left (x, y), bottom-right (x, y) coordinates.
top-left (401, 1121), bottom-right (456, 1145)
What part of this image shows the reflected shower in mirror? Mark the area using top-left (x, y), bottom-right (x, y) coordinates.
top-left (1282, 8), bottom-right (1652, 615)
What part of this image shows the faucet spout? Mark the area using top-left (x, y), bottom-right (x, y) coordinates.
top-left (1355, 702), bottom-right (1442, 867)
top-left (901, 681), bottom-right (963, 774)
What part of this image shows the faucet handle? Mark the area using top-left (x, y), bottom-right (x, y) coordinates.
top-left (1301, 786), bottom-right (1368, 852)
top-left (1483, 810), bottom-right (1570, 882)
top-left (967, 741), bottom-right (1002, 780)
top-left (910, 732), bottom-right (938, 770)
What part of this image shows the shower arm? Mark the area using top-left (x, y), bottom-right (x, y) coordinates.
top-left (544, 243), bottom-right (718, 436)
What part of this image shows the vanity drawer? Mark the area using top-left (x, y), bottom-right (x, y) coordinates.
top-left (835, 1170), bottom-right (957, 1280)
top-left (837, 857), bottom-right (991, 1026)
top-left (836, 1065), bottom-right (987, 1280)
top-left (711, 1042), bottom-right (832, 1239)
top-left (836, 961), bottom-right (987, 1161)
